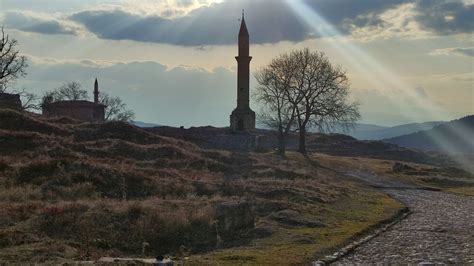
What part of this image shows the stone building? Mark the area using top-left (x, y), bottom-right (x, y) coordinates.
top-left (0, 92), bottom-right (22, 110)
top-left (42, 79), bottom-right (106, 122)
top-left (230, 12), bottom-right (256, 132)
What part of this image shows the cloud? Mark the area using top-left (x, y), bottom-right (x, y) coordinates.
top-left (6, 0), bottom-right (472, 45)
top-left (414, 0), bottom-right (474, 35)
top-left (414, 86), bottom-right (428, 98)
top-left (70, 2), bottom-right (309, 46)
top-left (430, 47), bottom-right (474, 57)
top-left (69, 0), bottom-right (411, 46)
top-left (1, 11), bottom-right (78, 35)
top-left (347, 3), bottom-right (431, 41)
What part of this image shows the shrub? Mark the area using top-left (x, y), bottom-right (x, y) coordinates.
top-left (16, 160), bottom-right (65, 183)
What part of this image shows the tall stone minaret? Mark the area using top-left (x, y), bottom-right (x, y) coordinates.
top-left (230, 10), bottom-right (255, 132)
top-left (94, 78), bottom-right (99, 104)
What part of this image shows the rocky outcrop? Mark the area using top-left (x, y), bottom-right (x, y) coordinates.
top-left (271, 209), bottom-right (325, 228)
top-left (216, 201), bottom-right (255, 241)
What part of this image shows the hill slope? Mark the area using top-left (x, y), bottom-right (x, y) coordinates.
top-left (342, 121), bottom-right (444, 140)
top-left (383, 115), bottom-right (474, 154)
top-left (0, 109), bottom-right (402, 264)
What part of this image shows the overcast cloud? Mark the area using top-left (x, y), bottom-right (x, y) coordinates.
top-left (1, 0), bottom-right (472, 45)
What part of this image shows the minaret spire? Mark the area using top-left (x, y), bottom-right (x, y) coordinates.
top-left (94, 78), bottom-right (99, 104)
top-left (239, 10), bottom-right (249, 37)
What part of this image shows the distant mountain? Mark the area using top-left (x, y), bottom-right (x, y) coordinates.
top-left (327, 121), bottom-right (444, 140)
top-left (383, 115), bottom-right (474, 154)
top-left (350, 123), bottom-right (389, 132)
top-left (131, 120), bottom-right (162, 128)
top-left (352, 121), bottom-right (445, 140)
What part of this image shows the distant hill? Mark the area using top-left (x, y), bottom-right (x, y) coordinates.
top-left (131, 120), bottom-right (162, 128)
top-left (342, 121), bottom-right (445, 140)
top-left (383, 115), bottom-right (474, 154)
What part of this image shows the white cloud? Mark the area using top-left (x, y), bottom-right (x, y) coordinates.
top-left (430, 47), bottom-right (474, 57)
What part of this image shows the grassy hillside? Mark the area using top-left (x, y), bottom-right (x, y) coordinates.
top-left (0, 109), bottom-right (403, 263)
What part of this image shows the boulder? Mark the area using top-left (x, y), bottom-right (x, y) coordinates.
top-left (271, 209), bottom-right (325, 228)
top-left (216, 201), bottom-right (255, 241)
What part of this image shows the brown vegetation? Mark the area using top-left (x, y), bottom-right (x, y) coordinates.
top-left (0, 109), bottom-right (402, 263)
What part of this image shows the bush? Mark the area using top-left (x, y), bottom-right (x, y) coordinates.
top-left (16, 160), bottom-right (65, 184)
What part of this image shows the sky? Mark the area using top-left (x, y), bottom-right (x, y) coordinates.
top-left (1, 0), bottom-right (473, 127)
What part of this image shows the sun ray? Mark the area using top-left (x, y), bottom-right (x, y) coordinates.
top-left (285, 0), bottom-right (473, 169)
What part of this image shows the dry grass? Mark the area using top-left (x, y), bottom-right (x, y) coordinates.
top-left (311, 153), bottom-right (474, 197)
top-left (0, 110), bottom-right (405, 263)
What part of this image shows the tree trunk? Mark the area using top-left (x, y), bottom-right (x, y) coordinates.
top-left (298, 127), bottom-right (307, 154)
top-left (277, 132), bottom-right (286, 156)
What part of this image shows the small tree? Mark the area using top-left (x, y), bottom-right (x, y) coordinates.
top-left (254, 53), bottom-right (300, 155)
top-left (18, 88), bottom-right (40, 111)
top-left (0, 27), bottom-right (28, 92)
top-left (100, 91), bottom-right (135, 122)
top-left (43, 81), bottom-right (89, 104)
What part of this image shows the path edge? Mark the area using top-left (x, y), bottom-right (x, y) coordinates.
top-left (313, 206), bottom-right (411, 265)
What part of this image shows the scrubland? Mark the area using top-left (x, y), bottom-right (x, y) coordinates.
top-left (0, 109), bottom-right (418, 263)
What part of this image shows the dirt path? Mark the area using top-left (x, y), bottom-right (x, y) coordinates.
top-left (335, 172), bottom-right (474, 265)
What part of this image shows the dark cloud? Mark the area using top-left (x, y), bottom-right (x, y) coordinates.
top-left (70, 1), bottom-right (309, 45)
top-left (414, 0), bottom-right (474, 34)
top-left (303, 0), bottom-right (406, 33)
top-left (2, 11), bottom-right (76, 35)
top-left (10, 0), bottom-right (469, 45)
top-left (70, 0), bottom-right (407, 46)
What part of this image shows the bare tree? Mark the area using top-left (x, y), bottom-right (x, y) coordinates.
top-left (42, 81), bottom-right (89, 106)
top-left (18, 88), bottom-right (40, 111)
top-left (55, 81), bottom-right (88, 101)
top-left (291, 48), bottom-right (360, 153)
top-left (254, 53), bottom-right (300, 155)
top-left (0, 27), bottom-right (28, 92)
top-left (99, 91), bottom-right (135, 122)
top-left (254, 48), bottom-right (360, 154)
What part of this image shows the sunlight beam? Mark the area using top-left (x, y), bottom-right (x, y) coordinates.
top-left (285, 0), bottom-right (473, 170)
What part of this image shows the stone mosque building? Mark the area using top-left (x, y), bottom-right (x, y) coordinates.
top-left (230, 12), bottom-right (256, 132)
top-left (42, 78), bottom-right (106, 122)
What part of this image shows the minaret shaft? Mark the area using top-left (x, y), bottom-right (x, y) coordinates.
top-left (94, 78), bottom-right (99, 104)
top-left (236, 15), bottom-right (251, 109)
top-left (229, 12), bottom-right (256, 132)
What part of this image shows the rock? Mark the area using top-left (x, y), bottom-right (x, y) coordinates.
top-left (270, 209), bottom-right (325, 228)
top-left (392, 162), bottom-right (415, 173)
top-left (216, 201), bottom-right (255, 241)
top-left (418, 262), bottom-right (435, 266)
top-left (252, 226), bottom-right (273, 238)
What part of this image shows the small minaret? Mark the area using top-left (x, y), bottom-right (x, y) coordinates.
top-left (237, 10), bottom-right (251, 108)
top-left (230, 10), bottom-right (255, 132)
top-left (94, 78), bottom-right (99, 104)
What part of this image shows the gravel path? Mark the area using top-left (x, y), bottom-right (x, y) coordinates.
top-left (335, 172), bottom-right (474, 265)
